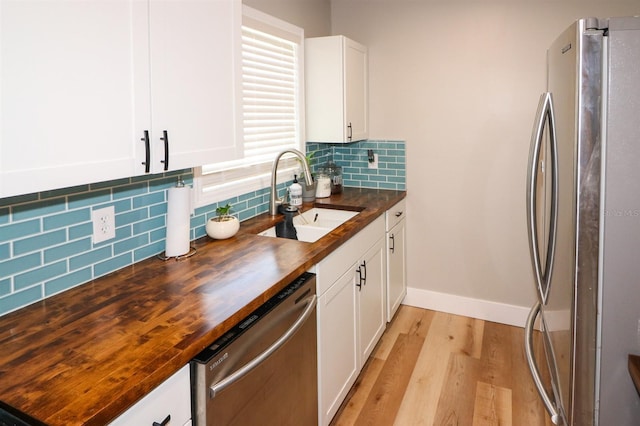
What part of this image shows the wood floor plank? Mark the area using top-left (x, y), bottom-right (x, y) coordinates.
top-left (432, 353), bottom-right (482, 426)
top-left (375, 306), bottom-right (434, 361)
top-left (331, 306), bottom-right (554, 426)
top-left (480, 321), bottom-right (514, 389)
top-left (394, 312), bottom-right (485, 425)
top-left (353, 333), bottom-right (424, 425)
top-left (331, 357), bottom-right (386, 426)
top-left (472, 381), bottom-right (512, 426)
top-left (509, 324), bottom-right (554, 426)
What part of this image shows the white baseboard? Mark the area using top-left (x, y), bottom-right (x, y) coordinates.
top-left (402, 287), bottom-right (531, 328)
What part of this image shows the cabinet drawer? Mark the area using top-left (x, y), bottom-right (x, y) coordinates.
top-left (317, 215), bottom-right (384, 295)
top-left (109, 365), bottom-right (191, 426)
top-left (386, 199), bottom-right (406, 231)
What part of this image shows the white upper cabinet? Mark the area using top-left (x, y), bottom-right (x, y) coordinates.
top-left (1, 0), bottom-right (146, 197)
top-left (305, 35), bottom-right (368, 143)
top-left (0, 0), bottom-right (240, 198)
top-left (145, 0), bottom-right (240, 174)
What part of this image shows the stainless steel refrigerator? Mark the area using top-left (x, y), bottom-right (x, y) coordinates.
top-left (525, 16), bottom-right (640, 426)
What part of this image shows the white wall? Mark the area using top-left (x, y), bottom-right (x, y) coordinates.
top-left (331, 1), bottom-right (640, 322)
top-left (243, 0), bottom-right (331, 37)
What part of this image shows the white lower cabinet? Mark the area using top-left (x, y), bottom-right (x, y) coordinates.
top-left (386, 200), bottom-right (407, 321)
top-left (317, 267), bottom-right (359, 426)
top-left (316, 216), bottom-right (386, 425)
top-left (109, 364), bottom-right (191, 426)
top-left (357, 237), bottom-right (386, 365)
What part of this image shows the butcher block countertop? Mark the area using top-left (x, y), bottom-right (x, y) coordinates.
top-left (0, 188), bottom-right (406, 426)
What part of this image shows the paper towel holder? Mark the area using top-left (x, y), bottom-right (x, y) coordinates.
top-left (157, 245), bottom-right (196, 261)
top-left (158, 177), bottom-right (197, 261)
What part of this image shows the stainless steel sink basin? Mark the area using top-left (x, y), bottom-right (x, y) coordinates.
top-left (257, 208), bottom-right (359, 243)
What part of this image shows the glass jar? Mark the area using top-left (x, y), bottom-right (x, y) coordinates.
top-left (320, 160), bottom-right (343, 194)
top-left (315, 172), bottom-right (332, 198)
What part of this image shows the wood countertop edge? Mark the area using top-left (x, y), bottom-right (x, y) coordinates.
top-left (0, 188), bottom-right (406, 425)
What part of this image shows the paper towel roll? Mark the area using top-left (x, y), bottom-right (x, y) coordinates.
top-left (165, 185), bottom-right (191, 257)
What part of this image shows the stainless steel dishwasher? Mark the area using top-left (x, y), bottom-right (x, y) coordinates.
top-left (191, 272), bottom-right (317, 425)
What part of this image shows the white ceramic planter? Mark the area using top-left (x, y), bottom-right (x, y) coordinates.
top-left (206, 216), bottom-right (240, 239)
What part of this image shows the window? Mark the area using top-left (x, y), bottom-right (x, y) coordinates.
top-left (195, 6), bottom-right (304, 207)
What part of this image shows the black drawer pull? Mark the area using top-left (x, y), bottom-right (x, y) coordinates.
top-left (160, 130), bottom-right (169, 171)
top-left (152, 414), bottom-right (170, 426)
top-left (141, 130), bottom-right (150, 173)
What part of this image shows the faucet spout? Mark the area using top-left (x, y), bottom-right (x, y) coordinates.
top-left (270, 149), bottom-right (313, 216)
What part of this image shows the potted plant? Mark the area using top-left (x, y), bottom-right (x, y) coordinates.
top-left (205, 203), bottom-right (240, 239)
top-left (298, 151), bottom-right (317, 203)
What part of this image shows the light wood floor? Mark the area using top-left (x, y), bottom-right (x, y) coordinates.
top-left (330, 305), bottom-right (554, 426)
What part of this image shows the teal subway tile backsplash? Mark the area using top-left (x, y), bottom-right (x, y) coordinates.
top-left (44, 238), bottom-right (92, 263)
top-left (44, 209), bottom-right (91, 231)
top-left (14, 261), bottom-right (67, 291)
top-left (0, 279), bottom-right (10, 297)
top-left (1, 286), bottom-right (41, 314)
top-left (69, 246), bottom-right (112, 271)
top-left (2, 253), bottom-right (41, 277)
top-left (94, 253), bottom-right (132, 278)
top-left (0, 170), bottom-right (192, 315)
top-left (13, 230), bottom-right (66, 256)
top-left (0, 208), bottom-right (8, 224)
top-left (0, 140), bottom-right (405, 316)
top-left (0, 243), bottom-right (9, 260)
top-left (1, 220), bottom-right (40, 242)
top-left (12, 198), bottom-right (66, 221)
top-left (45, 268), bottom-right (92, 297)
top-left (307, 140), bottom-right (406, 190)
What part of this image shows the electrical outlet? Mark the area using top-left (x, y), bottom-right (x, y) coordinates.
top-left (368, 153), bottom-right (379, 169)
top-left (92, 206), bottom-right (116, 244)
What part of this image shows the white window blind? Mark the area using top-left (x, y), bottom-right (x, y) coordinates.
top-left (243, 26), bottom-right (299, 161)
top-left (195, 6), bottom-right (304, 207)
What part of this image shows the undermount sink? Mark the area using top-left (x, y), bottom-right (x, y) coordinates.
top-left (257, 208), bottom-right (359, 243)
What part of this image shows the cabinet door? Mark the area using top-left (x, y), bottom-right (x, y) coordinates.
top-left (317, 268), bottom-right (358, 426)
top-left (109, 364), bottom-right (191, 426)
top-left (305, 35), bottom-right (368, 143)
top-left (147, 0), bottom-right (240, 173)
top-left (0, 0), bottom-right (148, 197)
top-left (344, 38), bottom-right (368, 142)
top-left (357, 237), bottom-right (386, 365)
top-left (387, 219), bottom-right (407, 321)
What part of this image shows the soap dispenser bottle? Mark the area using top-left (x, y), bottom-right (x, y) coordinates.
top-left (290, 175), bottom-right (303, 207)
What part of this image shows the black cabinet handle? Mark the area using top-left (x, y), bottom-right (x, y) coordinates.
top-left (356, 266), bottom-right (364, 291)
top-left (347, 122), bottom-right (352, 141)
top-left (390, 233), bottom-right (395, 254)
top-left (141, 130), bottom-right (150, 173)
top-left (395, 211), bottom-right (403, 218)
top-left (361, 260), bottom-right (367, 285)
top-left (152, 414), bottom-right (170, 426)
top-left (160, 130), bottom-right (169, 171)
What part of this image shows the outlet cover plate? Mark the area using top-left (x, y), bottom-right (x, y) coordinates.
top-left (92, 206), bottom-right (116, 244)
top-left (368, 153), bottom-right (379, 169)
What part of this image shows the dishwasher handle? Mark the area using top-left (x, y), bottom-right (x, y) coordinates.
top-left (209, 294), bottom-right (317, 399)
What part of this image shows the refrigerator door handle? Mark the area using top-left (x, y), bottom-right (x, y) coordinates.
top-left (526, 92), bottom-right (559, 304)
top-left (525, 302), bottom-right (561, 425)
